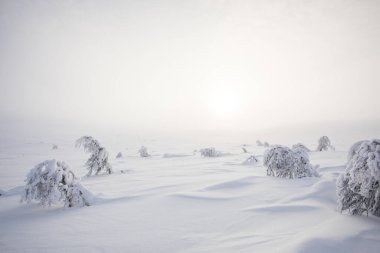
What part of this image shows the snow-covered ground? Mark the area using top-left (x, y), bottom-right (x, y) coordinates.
top-left (0, 132), bottom-right (379, 253)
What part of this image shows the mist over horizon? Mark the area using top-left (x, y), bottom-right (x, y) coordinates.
top-left (1, 112), bottom-right (379, 152)
top-left (1, 0), bottom-right (380, 140)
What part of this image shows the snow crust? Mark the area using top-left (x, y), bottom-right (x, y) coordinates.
top-left (0, 137), bottom-right (379, 253)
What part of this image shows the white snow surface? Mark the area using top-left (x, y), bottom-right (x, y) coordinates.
top-left (0, 134), bottom-right (380, 253)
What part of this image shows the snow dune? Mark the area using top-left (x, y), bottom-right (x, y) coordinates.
top-left (0, 139), bottom-right (379, 253)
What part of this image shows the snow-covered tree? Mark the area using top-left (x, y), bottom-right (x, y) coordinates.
top-left (292, 146), bottom-right (318, 178)
top-left (242, 147), bottom-right (248, 153)
top-left (21, 160), bottom-right (91, 208)
top-left (264, 145), bottom-right (317, 179)
top-left (263, 142), bottom-right (270, 147)
top-left (52, 144), bottom-right (58, 150)
top-left (76, 136), bottom-right (112, 176)
top-left (116, 152), bottom-right (123, 159)
top-left (200, 147), bottom-right (221, 157)
top-left (242, 155), bottom-right (258, 165)
top-left (256, 140), bottom-right (263, 147)
top-left (139, 146), bottom-right (150, 157)
top-left (292, 143), bottom-right (310, 152)
top-left (337, 139), bottom-right (380, 216)
top-left (316, 136), bottom-right (335, 151)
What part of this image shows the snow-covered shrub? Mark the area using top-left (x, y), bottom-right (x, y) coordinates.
top-left (256, 140), bottom-right (263, 147)
top-left (116, 152), bottom-right (123, 159)
top-left (52, 144), bottom-right (58, 150)
top-left (292, 143), bottom-right (310, 152)
top-left (139, 146), bottom-right (150, 157)
top-left (264, 145), bottom-right (317, 179)
top-left (242, 155), bottom-right (258, 165)
top-left (317, 136), bottom-right (335, 151)
top-left (263, 142), bottom-right (270, 147)
top-left (292, 146), bottom-right (318, 178)
top-left (21, 160), bottom-right (91, 208)
top-left (337, 139), bottom-right (380, 216)
top-left (76, 136), bottom-right (112, 176)
top-left (200, 147), bottom-right (221, 157)
top-left (242, 147), bottom-right (248, 153)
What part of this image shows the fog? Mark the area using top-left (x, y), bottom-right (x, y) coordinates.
top-left (1, 0), bottom-right (379, 137)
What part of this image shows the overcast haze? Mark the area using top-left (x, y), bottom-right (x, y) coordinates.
top-left (1, 0), bottom-right (379, 135)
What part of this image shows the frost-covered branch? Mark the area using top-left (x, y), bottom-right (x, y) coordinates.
top-left (242, 155), bottom-right (258, 165)
top-left (76, 136), bottom-right (112, 176)
top-left (292, 143), bottom-right (310, 152)
top-left (21, 160), bottom-right (91, 208)
top-left (139, 146), bottom-right (150, 157)
top-left (264, 145), bottom-right (317, 179)
top-left (337, 139), bottom-right (380, 216)
top-left (200, 147), bottom-right (221, 157)
top-left (316, 136), bottom-right (335, 151)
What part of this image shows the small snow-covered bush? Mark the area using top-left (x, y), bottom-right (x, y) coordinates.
top-left (337, 139), bottom-right (380, 216)
top-left (242, 155), bottom-right (258, 165)
top-left (21, 160), bottom-right (91, 208)
top-left (317, 136), bottom-right (334, 151)
top-left (76, 136), bottom-right (112, 176)
top-left (256, 140), bottom-right (263, 147)
top-left (200, 147), bottom-right (221, 157)
top-left (139, 146), bottom-right (150, 157)
top-left (116, 152), bottom-right (123, 159)
top-left (264, 145), bottom-right (317, 179)
top-left (52, 144), bottom-right (58, 150)
top-left (292, 143), bottom-right (310, 152)
top-left (263, 142), bottom-right (270, 147)
top-left (242, 147), bottom-right (248, 153)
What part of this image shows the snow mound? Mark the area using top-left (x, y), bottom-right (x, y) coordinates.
top-left (264, 145), bottom-right (317, 179)
top-left (337, 139), bottom-right (380, 216)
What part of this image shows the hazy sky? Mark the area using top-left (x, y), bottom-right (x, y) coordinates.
top-left (1, 0), bottom-right (379, 134)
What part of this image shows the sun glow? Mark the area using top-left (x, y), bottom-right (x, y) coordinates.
top-left (208, 89), bottom-right (242, 118)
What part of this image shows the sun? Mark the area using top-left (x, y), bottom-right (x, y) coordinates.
top-left (208, 89), bottom-right (241, 118)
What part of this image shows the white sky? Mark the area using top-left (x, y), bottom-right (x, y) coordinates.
top-left (1, 0), bottom-right (379, 134)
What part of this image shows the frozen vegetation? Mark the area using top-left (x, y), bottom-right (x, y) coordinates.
top-left (200, 147), bottom-right (221, 157)
top-left (292, 143), bottom-right (310, 152)
top-left (76, 136), bottom-right (113, 176)
top-left (242, 155), bottom-right (258, 165)
top-left (264, 145), bottom-right (317, 179)
top-left (139, 146), bottom-right (150, 157)
top-left (0, 133), bottom-right (379, 253)
top-left (317, 136), bottom-right (335, 151)
top-left (337, 139), bottom-right (380, 216)
top-left (258, 141), bottom-right (270, 147)
top-left (21, 160), bottom-right (91, 207)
